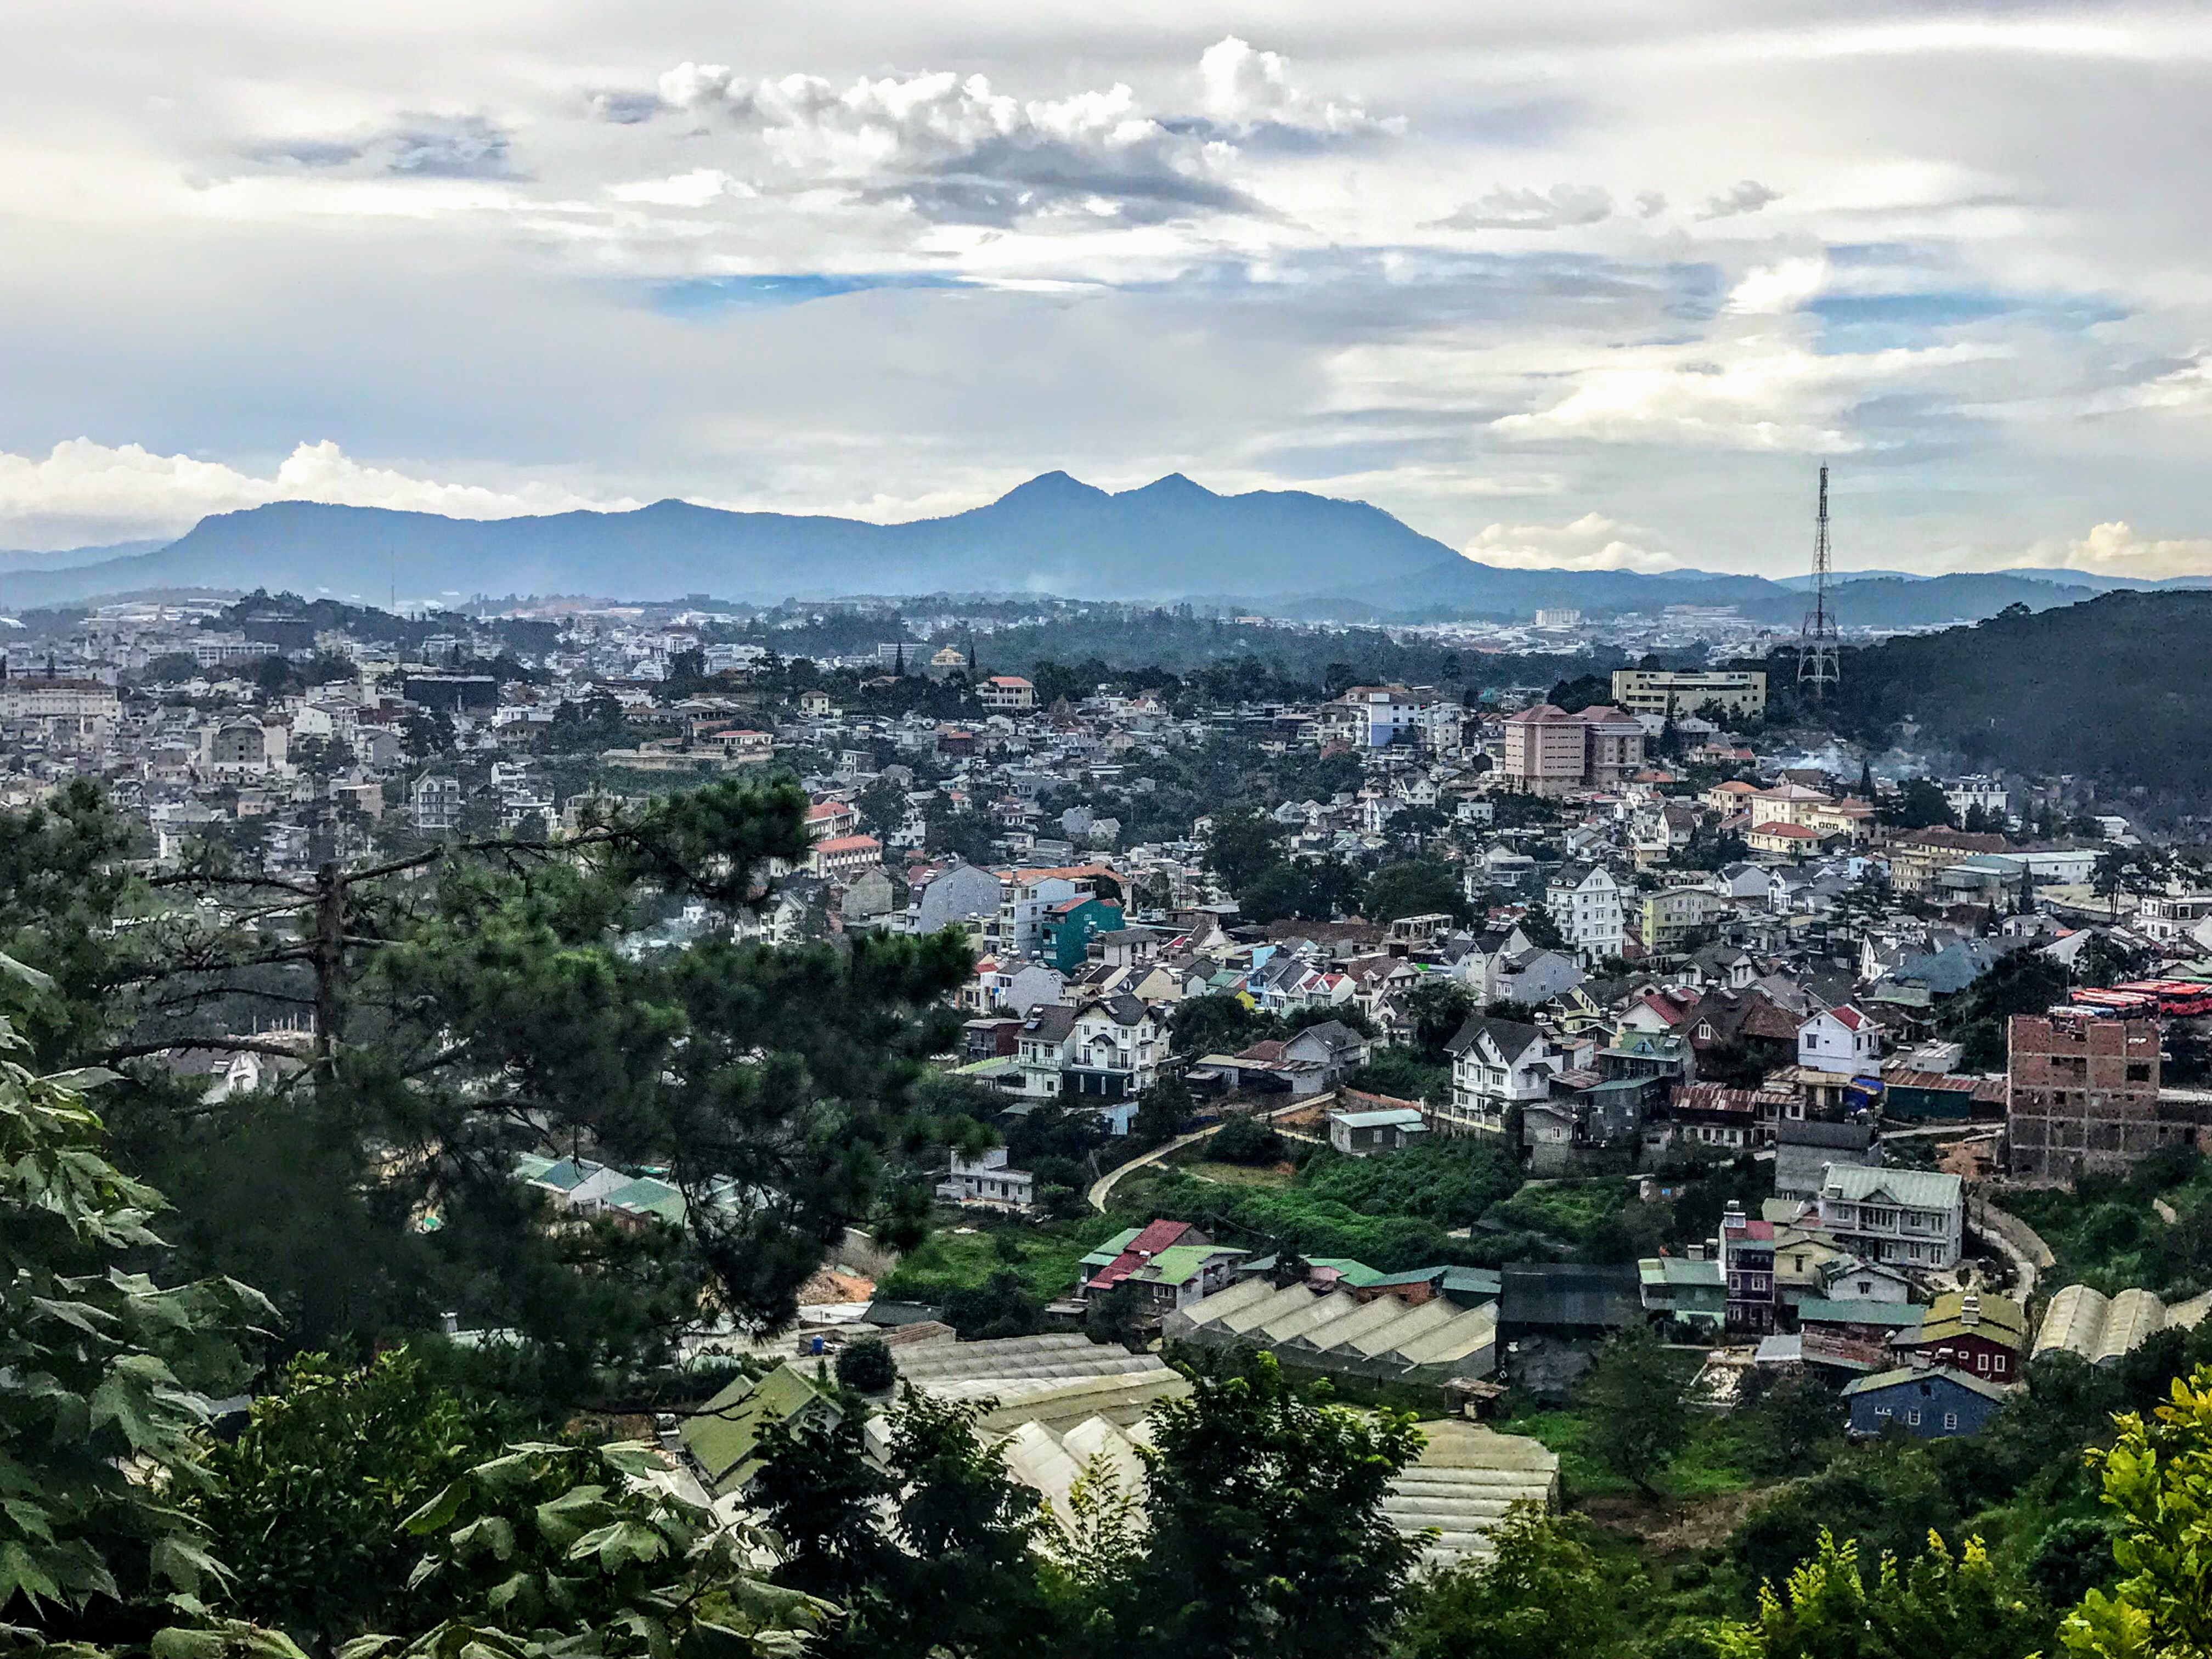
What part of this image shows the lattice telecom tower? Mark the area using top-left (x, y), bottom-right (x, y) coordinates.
top-left (1797, 464), bottom-right (1840, 699)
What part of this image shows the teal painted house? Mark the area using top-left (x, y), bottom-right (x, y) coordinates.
top-left (1041, 896), bottom-right (1125, 972)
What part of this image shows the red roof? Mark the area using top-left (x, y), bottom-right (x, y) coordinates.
top-left (815, 834), bottom-right (881, 855)
top-left (1090, 1218), bottom-right (1200, 1290)
top-left (1829, 1003), bottom-right (1871, 1031)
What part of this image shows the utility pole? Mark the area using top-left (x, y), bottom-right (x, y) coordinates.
top-left (1798, 464), bottom-right (1841, 699)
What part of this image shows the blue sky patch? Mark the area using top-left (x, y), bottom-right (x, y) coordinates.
top-left (646, 273), bottom-right (971, 317)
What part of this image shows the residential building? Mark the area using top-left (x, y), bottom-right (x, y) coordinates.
top-left (1080, 1219), bottom-right (1245, 1312)
top-left (1040, 895), bottom-right (1125, 972)
top-left (936, 1147), bottom-right (1035, 1210)
top-left (410, 773), bottom-right (462, 833)
top-left (1720, 1201), bottom-right (1776, 1332)
top-left (810, 833), bottom-right (883, 881)
top-left (1327, 1105), bottom-right (1429, 1156)
top-left (977, 675), bottom-right (1036, 710)
top-left (1498, 703), bottom-right (1645, 795)
top-left (1887, 828), bottom-right (2011, 897)
top-left (1328, 684), bottom-right (1446, 749)
top-left (2136, 893), bottom-right (2212, 946)
top-left (1282, 1020), bottom-right (1371, 1090)
top-left (1012, 1004), bottom-right (1077, 1098)
top-left (1897, 1290), bottom-right (2027, 1385)
top-left (1637, 1254), bottom-right (1727, 1330)
top-left (1638, 885), bottom-right (1721, 953)
top-left (1065, 995), bottom-right (1167, 1101)
top-left (1547, 863), bottom-right (1627, 962)
top-left (1442, 1015), bottom-right (1566, 1136)
top-left (1843, 1367), bottom-right (2010, 1438)
top-left (0, 673), bottom-right (120, 736)
top-left (1774, 1120), bottom-right (1879, 1201)
top-left (1798, 1003), bottom-right (1880, 1071)
top-left (1609, 669), bottom-right (1768, 720)
top-left (2006, 1012), bottom-right (2166, 1180)
top-left (1815, 1166), bottom-right (1965, 1269)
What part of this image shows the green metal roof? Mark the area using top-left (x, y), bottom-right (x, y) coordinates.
top-left (1136, 1243), bottom-right (1244, 1285)
top-left (1080, 1227), bottom-right (1143, 1268)
top-left (680, 1363), bottom-right (837, 1494)
top-left (1844, 1365), bottom-right (2012, 1403)
top-left (1796, 1298), bottom-right (1925, 1328)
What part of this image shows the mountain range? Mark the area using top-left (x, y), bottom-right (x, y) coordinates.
top-left (0, 472), bottom-right (2198, 625)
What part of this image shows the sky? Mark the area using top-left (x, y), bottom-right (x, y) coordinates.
top-left (5, 1), bottom-right (2212, 580)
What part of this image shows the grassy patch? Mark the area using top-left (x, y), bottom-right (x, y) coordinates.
top-left (876, 1210), bottom-right (1131, 1303)
top-left (1499, 1404), bottom-right (1764, 1504)
top-left (2002, 1147), bottom-right (2212, 1297)
top-left (1483, 1178), bottom-right (1637, 1245)
top-left (1183, 1160), bottom-right (1296, 1189)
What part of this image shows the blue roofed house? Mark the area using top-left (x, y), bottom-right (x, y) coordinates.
top-left (1843, 1365), bottom-right (2010, 1438)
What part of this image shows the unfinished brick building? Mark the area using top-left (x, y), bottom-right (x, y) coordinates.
top-left (2005, 1014), bottom-right (2162, 1180)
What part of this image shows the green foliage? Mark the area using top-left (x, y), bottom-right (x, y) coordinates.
top-left (1133, 1078), bottom-right (1195, 1148)
top-left (1823, 592), bottom-right (2212, 805)
top-left (338, 1438), bottom-right (832, 1659)
top-left (2061, 1364), bottom-right (2212, 1659)
top-left (1399, 977), bottom-right (1477, 1064)
top-left (2004, 1149), bottom-right (2212, 1299)
top-left (0, 1015), bottom-right (271, 1641)
top-left (1937, 950), bottom-right (2072, 1073)
top-left (1363, 860), bottom-right (1469, 925)
top-left (1169, 992), bottom-right (1277, 1058)
top-left (832, 1339), bottom-right (897, 1395)
top-left (1577, 1328), bottom-right (1691, 1496)
top-left (1883, 778), bottom-right (1959, 830)
top-left (1203, 809), bottom-right (1286, 900)
top-left (189, 1351), bottom-right (520, 1644)
top-left (1135, 1351), bottom-right (1425, 1659)
top-left (940, 1270), bottom-right (1046, 1341)
top-left (1712, 1528), bottom-right (2047, 1659)
top-left (1392, 1506), bottom-right (1637, 1659)
top-left (1209, 1115), bottom-right (1286, 1167)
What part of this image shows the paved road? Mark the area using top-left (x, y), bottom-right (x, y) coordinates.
top-left (1087, 1121), bottom-right (1225, 1212)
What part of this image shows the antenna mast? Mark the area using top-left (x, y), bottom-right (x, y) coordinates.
top-left (1798, 464), bottom-right (1840, 699)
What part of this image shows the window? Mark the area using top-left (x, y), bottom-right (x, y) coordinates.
top-left (1976, 1352), bottom-right (1989, 1372)
top-left (1944, 1412), bottom-right (1959, 1430)
top-left (1876, 1406), bottom-right (1893, 1418)
top-left (1907, 1409), bottom-right (1922, 1426)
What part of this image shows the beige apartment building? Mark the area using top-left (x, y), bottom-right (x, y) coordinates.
top-left (1610, 669), bottom-right (1768, 720)
top-left (1498, 703), bottom-right (1645, 796)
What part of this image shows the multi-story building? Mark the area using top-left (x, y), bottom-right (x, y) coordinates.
top-left (1638, 886), bottom-right (1720, 953)
top-left (1798, 1003), bottom-right (1880, 1071)
top-left (1442, 1015), bottom-right (1567, 1135)
top-left (2006, 1013), bottom-right (2166, 1180)
top-left (2136, 893), bottom-right (2212, 946)
top-left (977, 675), bottom-right (1036, 710)
top-left (1609, 669), bottom-right (1768, 720)
top-left (1064, 994), bottom-right (1167, 1103)
top-left (1327, 684), bottom-right (1450, 749)
top-left (1815, 1165), bottom-right (1965, 1269)
top-left (1887, 828), bottom-right (2010, 897)
top-left (0, 672), bottom-right (120, 737)
top-left (1719, 1201), bottom-right (1776, 1331)
top-left (1546, 864), bottom-right (1627, 962)
top-left (1498, 703), bottom-right (1645, 795)
top-left (410, 774), bottom-right (462, 834)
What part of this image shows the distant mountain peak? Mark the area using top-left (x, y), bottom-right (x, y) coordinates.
top-left (994, 470), bottom-right (1111, 506)
top-left (1120, 472), bottom-right (1216, 500)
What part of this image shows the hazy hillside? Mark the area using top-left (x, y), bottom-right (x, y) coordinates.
top-left (1828, 590), bottom-right (2212, 801)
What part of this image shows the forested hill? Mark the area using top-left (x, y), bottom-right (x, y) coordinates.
top-left (1829, 591), bottom-right (2212, 800)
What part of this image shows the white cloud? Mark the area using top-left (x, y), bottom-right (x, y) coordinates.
top-left (1463, 512), bottom-right (1679, 572)
top-left (2047, 520), bottom-right (2212, 580)
top-left (2095, 356), bottom-right (2212, 414)
top-left (1195, 36), bottom-right (1402, 137)
top-left (0, 439), bottom-right (636, 549)
top-left (1726, 256), bottom-right (1829, 315)
top-left (653, 63), bottom-right (1245, 225)
top-left (608, 168), bottom-right (755, 206)
top-left (1437, 183), bottom-right (1613, 231)
top-left (1697, 179), bottom-right (1781, 219)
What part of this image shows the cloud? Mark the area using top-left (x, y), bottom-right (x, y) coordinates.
top-left (1697, 179), bottom-right (1781, 219)
top-left (1437, 183), bottom-right (1614, 231)
top-left (2092, 355), bottom-right (2212, 414)
top-left (1634, 191), bottom-right (1668, 218)
top-left (634, 38), bottom-right (1399, 226)
top-left (243, 114), bottom-right (518, 179)
top-left (2046, 521), bottom-right (2212, 580)
top-left (1727, 255), bottom-right (1829, 314)
top-left (1463, 512), bottom-right (1680, 572)
top-left (1195, 36), bottom-right (1403, 139)
top-left (1487, 338), bottom-right (2000, 452)
top-left (608, 168), bottom-right (756, 206)
top-left (654, 64), bottom-right (1250, 225)
top-left (0, 439), bottom-right (636, 549)
top-left (586, 89), bottom-right (663, 125)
